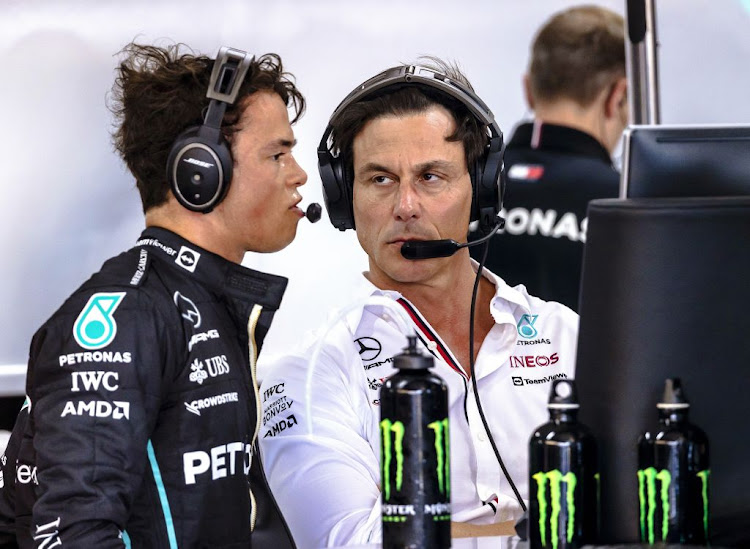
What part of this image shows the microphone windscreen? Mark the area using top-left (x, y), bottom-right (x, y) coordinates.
top-left (400, 239), bottom-right (461, 260)
top-left (305, 203), bottom-right (322, 223)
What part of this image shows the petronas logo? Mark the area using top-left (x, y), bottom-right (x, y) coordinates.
top-left (532, 470), bottom-right (577, 549)
top-left (73, 292), bottom-right (126, 350)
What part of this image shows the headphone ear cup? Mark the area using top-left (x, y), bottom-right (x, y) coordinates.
top-left (318, 149), bottom-right (355, 230)
top-left (168, 126), bottom-right (233, 213)
top-left (469, 157), bottom-right (482, 224)
top-left (473, 145), bottom-right (505, 235)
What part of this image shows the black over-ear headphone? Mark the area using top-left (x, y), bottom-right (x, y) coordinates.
top-left (167, 47), bottom-right (253, 213)
top-left (317, 65), bottom-right (505, 234)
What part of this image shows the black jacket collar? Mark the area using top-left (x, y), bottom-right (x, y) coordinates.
top-left (508, 121), bottom-right (613, 165)
top-left (134, 226), bottom-right (288, 311)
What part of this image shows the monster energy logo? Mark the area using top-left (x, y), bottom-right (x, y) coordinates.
top-left (531, 469), bottom-right (578, 549)
top-left (697, 470), bottom-right (710, 538)
top-left (532, 470), bottom-right (577, 549)
top-left (380, 418), bottom-right (450, 502)
top-left (637, 468), bottom-right (710, 543)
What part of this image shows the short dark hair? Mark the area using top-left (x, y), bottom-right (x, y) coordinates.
top-left (329, 58), bottom-right (487, 182)
top-left (109, 42), bottom-right (305, 213)
top-left (528, 5), bottom-right (625, 107)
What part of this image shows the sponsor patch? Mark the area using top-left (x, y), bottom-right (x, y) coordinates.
top-left (188, 329), bottom-right (220, 351)
top-left (183, 442), bottom-right (251, 485)
top-left (512, 373), bottom-right (568, 386)
top-left (71, 371), bottom-right (119, 392)
top-left (16, 464), bottom-right (38, 485)
top-left (59, 351), bottom-right (132, 367)
top-left (184, 392), bottom-right (239, 416)
top-left (516, 339), bottom-right (551, 346)
top-left (263, 414), bottom-right (298, 438)
top-left (33, 517), bottom-right (62, 549)
top-left (262, 395), bottom-right (293, 425)
top-left (509, 353), bottom-right (559, 368)
top-left (262, 382), bottom-right (285, 402)
top-left (175, 246), bottom-right (201, 273)
top-left (61, 400), bottom-right (130, 420)
top-left (501, 207), bottom-right (587, 243)
top-left (508, 163), bottom-right (545, 181)
top-left (355, 337), bottom-right (382, 361)
top-left (130, 248), bottom-right (149, 286)
top-left (73, 292), bottom-right (126, 350)
top-left (174, 291), bottom-right (201, 328)
top-left (135, 237), bottom-right (177, 257)
top-left (517, 314), bottom-right (539, 339)
top-left (188, 355), bottom-right (230, 385)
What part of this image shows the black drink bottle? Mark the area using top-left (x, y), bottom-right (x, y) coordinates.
top-left (637, 378), bottom-right (710, 544)
top-left (529, 379), bottom-right (598, 549)
top-left (380, 335), bottom-right (451, 549)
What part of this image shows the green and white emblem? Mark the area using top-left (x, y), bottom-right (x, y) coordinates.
top-left (73, 292), bottom-right (126, 350)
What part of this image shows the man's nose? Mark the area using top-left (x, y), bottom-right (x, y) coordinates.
top-left (289, 156), bottom-right (308, 187)
top-left (393, 182), bottom-right (419, 221)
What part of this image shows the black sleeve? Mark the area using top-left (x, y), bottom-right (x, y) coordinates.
top-left (27, 288), bottom-right (170, 548)
top-left (0, 402), bottom-right (27, 549)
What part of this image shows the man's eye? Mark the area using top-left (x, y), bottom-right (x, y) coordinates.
top-left (273, 152), bottom-right (284, 161)
top-left (373, 175), bottom-right (393, 185)
top-left (422, 173), bottom-right (439, 182)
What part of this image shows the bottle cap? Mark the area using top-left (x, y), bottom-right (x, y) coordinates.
top-left (548, 378), bottom-right (580, 410)
top-left (393, 335), bottom-right (434, 370)
top-left (656, 377), bottom-right (690, 409)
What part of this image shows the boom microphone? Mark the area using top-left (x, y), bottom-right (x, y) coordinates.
top-left (305, 203), bottom-right (322, 223)
top-left (400, 217), bottom-right (504, 260)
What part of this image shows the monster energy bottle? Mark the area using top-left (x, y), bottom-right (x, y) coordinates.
top-left (637, 378), bottom-right (710, 544)
top-left (529, 379), bottom-right (598, 549)
top-left (380, 335), bottom-right (451, 549)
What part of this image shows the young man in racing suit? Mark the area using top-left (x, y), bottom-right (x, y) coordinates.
top-left (259, 60), bottom-right (578, 547)
top-left (0, 43), bottom-right (308, 548)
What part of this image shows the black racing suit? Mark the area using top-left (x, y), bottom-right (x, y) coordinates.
top-left (471, 122), bottom-right (620, 311)
top-left (0, 227), bottom-right (288, 548)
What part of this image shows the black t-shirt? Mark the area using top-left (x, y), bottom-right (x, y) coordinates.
top-left (471, 122), bottom-right (620, 311)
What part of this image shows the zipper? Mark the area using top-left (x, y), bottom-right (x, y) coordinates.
top-left (246, 304), bottom-right (263, 531)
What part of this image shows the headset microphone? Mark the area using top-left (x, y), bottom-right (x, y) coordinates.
top-left (305, 203), bottom-right (322, 223)
top-left (400, 216), bottom-right (504, 260)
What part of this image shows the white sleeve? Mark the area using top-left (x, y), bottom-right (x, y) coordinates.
top-left (259, 344), bottom-right (382, 548)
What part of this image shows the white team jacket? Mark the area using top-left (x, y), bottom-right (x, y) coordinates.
top-left (258, 268), bottom-right (578, 547)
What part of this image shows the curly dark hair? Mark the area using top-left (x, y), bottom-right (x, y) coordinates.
top-left (110, 42), bottom-right (305, 213)
top-left (328, 57), bottom-right (487, 186)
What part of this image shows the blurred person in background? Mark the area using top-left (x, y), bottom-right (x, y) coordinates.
top-left (472, 5), bottom-right (627, 311)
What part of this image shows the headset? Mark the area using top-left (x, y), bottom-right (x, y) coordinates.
top-left (317, 64), bottom-right (506, 234)
top-left (167, 47), bottom-right (253, 213)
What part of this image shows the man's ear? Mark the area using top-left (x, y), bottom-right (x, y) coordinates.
top-left (604, 76), bottom-right (628, 120)
top-left (523, 74), bottom-right (535, 111)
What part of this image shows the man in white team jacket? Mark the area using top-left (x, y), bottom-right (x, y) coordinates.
top-left (259, 60), bottom-right (578, 547)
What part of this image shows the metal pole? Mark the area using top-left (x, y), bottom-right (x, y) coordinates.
top-left (625, 0), bottom-right (661, 124)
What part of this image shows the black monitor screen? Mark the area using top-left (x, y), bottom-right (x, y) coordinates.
top-left (621, 124), bottom-right (750, 198)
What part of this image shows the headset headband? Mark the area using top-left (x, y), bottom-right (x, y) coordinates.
top-left (319, 65), bottom-right (503, 158)
top-left (168, 46), bottom-right (254, 213)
